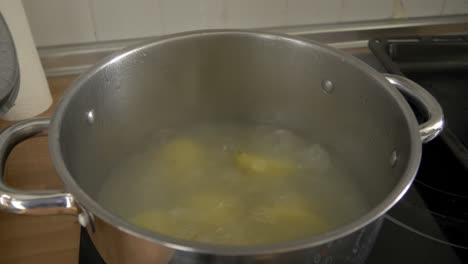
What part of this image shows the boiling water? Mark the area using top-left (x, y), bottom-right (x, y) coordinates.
top-left (97, 124), bottom-right (369, 245)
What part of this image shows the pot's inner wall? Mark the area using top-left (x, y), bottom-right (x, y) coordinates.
top-left (58, 32), bottom-right (413, 216)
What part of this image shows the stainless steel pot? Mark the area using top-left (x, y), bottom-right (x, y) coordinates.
top-left (0, 30), bottom-right (443, 264)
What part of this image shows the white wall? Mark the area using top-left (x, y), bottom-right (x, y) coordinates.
top-left (22, 0), bottom-right (468, 47)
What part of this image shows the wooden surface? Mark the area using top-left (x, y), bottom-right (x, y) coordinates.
top-left (0, 76), bottom-right (81, 264)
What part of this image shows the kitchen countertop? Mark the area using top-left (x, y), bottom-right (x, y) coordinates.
top-left (0, 75), bottom-right (80, 264)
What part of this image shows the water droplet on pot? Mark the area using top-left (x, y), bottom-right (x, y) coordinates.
top-left (86, 110), bottom-right (95, 124)
top-left (390, 150), bottom-right (398, 167)
top-left (321, 80), bottom-right (334, 94)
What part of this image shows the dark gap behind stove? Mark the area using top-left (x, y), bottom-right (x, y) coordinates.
top-left (80, 227), bottom-right (105, 264)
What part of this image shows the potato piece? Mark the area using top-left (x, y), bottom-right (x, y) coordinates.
top-left (236, 152), bottom-right (297, 176)
top-left (276, 192), bottom-right (312, 209)
top-left (131, 210), bottom-right (177, 234)
top-left (189, 192), bottom-right (241, 224)
top-left (190, 192), bottom-right (239, 210)
top-left (252, 206), bottom-right (326, 242)
top-left (251, 193), bottom-right (328, 239)
top-left (131, 209), bottom-right (206, 241)
top-left (160, 137), bottom-right (206, 176)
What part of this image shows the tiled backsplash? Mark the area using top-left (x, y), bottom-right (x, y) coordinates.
top-left (22, 0), bottom-right (468, 47)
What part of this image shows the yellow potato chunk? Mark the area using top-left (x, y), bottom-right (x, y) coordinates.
top-left (236, 152), bottom-right (297, 176)
top-left (189, 192), bottom-right (241, 224)
top-left (185, 193), bottom-right (249, 244)
top-left (251, 193), bottom-right (328, 239)
top-left (251, 206), bottom-right (326, 242)
top-left (160, 137), bottom-right (206, 176)
top-left (190, 192), bottom-right (239, 209)
top-left (131, 210), bottom-right (177, 234)
top-left (131, 210), bottom-right (206, 241)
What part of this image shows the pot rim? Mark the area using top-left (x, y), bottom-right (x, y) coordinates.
top-left (49, 29), bottom-right (422, 255)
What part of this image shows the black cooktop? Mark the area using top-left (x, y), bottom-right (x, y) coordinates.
top-left (366, 141), bottom-right (468, 264)
top-left (366, 35), bottom-right (468, 263)
top-left (79, 36), bottom-right (468, 264)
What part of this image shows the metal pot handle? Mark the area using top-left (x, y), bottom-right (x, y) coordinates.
top-left (384, 74), bottom-right (444, 143)
top-left (0, 117), bottom-right (76, 215)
